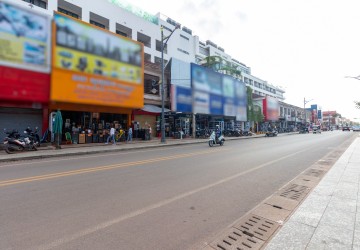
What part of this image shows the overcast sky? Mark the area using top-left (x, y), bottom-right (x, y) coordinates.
top-left (126, 0), bottom-right (360, 119)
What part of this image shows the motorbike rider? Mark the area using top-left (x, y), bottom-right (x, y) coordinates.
top-left (215, 125), bottom-right (221, 142)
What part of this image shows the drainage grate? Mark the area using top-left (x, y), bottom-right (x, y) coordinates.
top-left (210, 227), bottom-right (264, 250)
top-left (279, 184), bottom-right (310, 201)
top-left (317, 160), bottom-right (332, 165)
top-left (304, 168), bottom-right (325, 177)
top-left (233, 214), bottom-right (279, 241)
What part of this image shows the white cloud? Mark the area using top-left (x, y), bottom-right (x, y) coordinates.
top-left (128, 0), bottom-right (360, 118)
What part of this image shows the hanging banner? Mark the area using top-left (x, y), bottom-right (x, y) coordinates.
top-left (51, 13), bottom-right (144, 108)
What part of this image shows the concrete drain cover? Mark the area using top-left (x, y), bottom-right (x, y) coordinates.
top-left (304, 168), bottom-right (325, 177)
top-left (210, 227), bottom-right (264, 250)
top-left (233, 214), bottom-right (279, 241)
top-left (279, 184), bottom-right (310, 201)
top-left (317, 160), bottom-right (332, 165)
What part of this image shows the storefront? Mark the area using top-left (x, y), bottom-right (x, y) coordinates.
top-left (49, 13), bottom-right (144, 144)
top-left (0, 2), bottom-right (52, 142)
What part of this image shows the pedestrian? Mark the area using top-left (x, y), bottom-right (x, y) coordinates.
top-left (148, 125), bottom-right (152, 140)
top-left (105, 124), bottom-right (116, 145)
top-left (127, 127), bottom-right (133, 142)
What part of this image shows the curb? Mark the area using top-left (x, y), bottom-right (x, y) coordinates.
top-left (0, 133), bottom-right (296, 163)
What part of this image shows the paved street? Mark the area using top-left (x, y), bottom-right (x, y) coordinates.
top-left (0, 131), bottom-right (356, 250)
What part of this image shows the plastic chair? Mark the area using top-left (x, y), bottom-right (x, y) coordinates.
top-left (65, 132), bottom-right (72, 144)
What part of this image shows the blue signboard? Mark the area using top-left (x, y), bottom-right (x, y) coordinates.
top-left (318, 110), bottom-right (322, 119)
top-left (171, 85), bottom-right (192, 113)
top-left (189, 63), bottom-right (248, 118)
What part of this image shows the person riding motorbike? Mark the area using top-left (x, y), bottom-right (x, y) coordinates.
top-left (215, 125), bottom-right (221, 142)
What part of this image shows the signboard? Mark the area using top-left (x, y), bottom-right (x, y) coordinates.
top-left (171, 85), bottom-right (192, 113)
top-left (191, 63), bottom-right (247, 119)
top-left (0, 1), bottom-right (51, 73)
top-left (0, 1), bottom-right (51, 103)
top-left (51, 13), bottom-right (144, 108)
top-left (263, 96), bottom-right (279, 121)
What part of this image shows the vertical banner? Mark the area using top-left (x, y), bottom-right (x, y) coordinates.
top-left (263, 96), bottom-right (279, 121)
top-left (51, 13), bottom-right (144, 108)
top-left (0, 0), bottom-right (51, 103)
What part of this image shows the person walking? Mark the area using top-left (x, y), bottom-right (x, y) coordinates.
top-left (105, 124), bottom-right (116, 145)
top-left (127, 127), bottom-right (133, 142)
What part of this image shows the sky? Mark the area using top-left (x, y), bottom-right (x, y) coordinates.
top-left (127, 0), bottom-right (360, 120)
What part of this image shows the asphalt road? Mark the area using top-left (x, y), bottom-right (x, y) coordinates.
top-left (0, 131), bottom-right (357, 250)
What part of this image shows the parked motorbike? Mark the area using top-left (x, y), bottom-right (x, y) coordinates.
top-left (299, 127), bottom-right (309, 134)
top-left (265, 130), bottom-right (278, 137)
top-left (208, 131), bottom-right (225, 147)
top-left (3, 128), bottom-right (39, 154)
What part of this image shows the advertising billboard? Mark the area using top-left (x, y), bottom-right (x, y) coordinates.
top-left (171, 85), bottom-right (192, 113)
top-left (191, 63), bottom-right (247, 119)
top-left (0, 1), bottom-right (51, 73)
top-left (0, 1), bottom-right (51, 103)
top-left (51, 13), bottom-right (144, 108)
top-left (234, 80), bottom-right (247, 121)
top-left (263, 96), bottom-right (279, 121)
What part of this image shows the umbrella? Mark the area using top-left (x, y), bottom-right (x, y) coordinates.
top-left (53, 110), bottom-right (63, 149)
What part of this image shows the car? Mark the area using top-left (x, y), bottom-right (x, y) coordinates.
top-left (352, 126), bottom-right (360, 132)
top-left (342, 126), bottom-right (351, 131)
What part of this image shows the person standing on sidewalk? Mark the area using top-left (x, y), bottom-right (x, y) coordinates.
top-left (105, 124), bottom-right (116, 145)
top-left (127, 127), bottom-right (133, 142)
top-left (148, 125), bottom-right (152, 140)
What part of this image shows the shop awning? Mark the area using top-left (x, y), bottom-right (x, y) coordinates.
top-left (141, 104), bottom-right (171, 113)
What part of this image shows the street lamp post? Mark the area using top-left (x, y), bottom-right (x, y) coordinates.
top-left (160, 25), bottom-right (179, 143)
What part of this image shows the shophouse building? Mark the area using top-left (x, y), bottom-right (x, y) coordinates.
top-left (4, 0), bottom-right (290, 141)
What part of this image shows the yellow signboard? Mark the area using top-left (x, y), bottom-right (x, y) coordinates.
top-left (51, 13), bottom-right (144, 108)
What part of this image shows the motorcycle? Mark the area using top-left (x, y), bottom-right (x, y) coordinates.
top-left (3, 127), bottom-right (39, 154)
top-left (208, 131), bottom-right (225, 147)
top-left (265, 130), bottom-right (278, 137)
top-left (299, 127), bottom-right (309, 134)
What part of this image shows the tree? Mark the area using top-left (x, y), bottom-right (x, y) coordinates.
top-left (355, 101), bottom-right (360, 110)
top-left (200, 56), bottom-right (242, 79)
top-left (247, 86), bottom-right (264, 126)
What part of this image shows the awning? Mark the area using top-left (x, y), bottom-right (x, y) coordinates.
top-left (141, 104), bottom-right (171, 113)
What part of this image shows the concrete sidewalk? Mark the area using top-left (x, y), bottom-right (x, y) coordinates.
top-left (265, 137), bottom-right (360, 250)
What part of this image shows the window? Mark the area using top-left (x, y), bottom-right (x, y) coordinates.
top-left (90, 20), bottom-right (105, 29)
top-left (58, 7), bottom-right (79, 19)
top-left (177, 48), bottom-right (189, 55)
top-left (23, 0), bottom-right (47, 9)
top-left (156, 40), bottom-right (167, 54)
top-left (144, 74), bottom-right (160, 95)
top-left (144, 53), bottom-right (151, 63)
top-left (180, 34), bottom-right (189, 41)
top-left (137, 32), bottom-right (151, 48)
top-left (199, 47), bottom-right (209, 56)
top-left (154, 57), bottom-right (168, 66)
top-left (116, 30), bottom-right (128, 37)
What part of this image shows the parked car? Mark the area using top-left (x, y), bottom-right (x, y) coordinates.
top-left (342, 126), bottom-right (351, 131)
top-left (352, 126), bottom-right (360, 132)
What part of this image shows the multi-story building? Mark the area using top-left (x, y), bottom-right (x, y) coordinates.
top-left (9, 0), bottom-right (288, 138)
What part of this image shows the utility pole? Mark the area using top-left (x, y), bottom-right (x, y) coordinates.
top-left (160, 25), bottom-right (179, 143)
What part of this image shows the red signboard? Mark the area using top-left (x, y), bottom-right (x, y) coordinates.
top-left (0, 66), bottom-right (50, 103)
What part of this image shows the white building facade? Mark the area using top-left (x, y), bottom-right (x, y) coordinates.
top-left (19, 0), bottom-right (285, 100)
